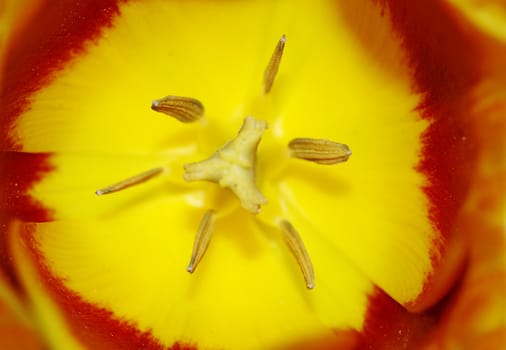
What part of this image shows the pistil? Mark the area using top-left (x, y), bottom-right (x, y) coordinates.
top-left (183, 116), bottom-right (268, 214)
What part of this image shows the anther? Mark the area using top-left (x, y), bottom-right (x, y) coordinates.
top-left (95, 167), bottom-right (165, 195)
top-left (151, 95), bottom-right (204, 123)
top-left (288, 138), bottom-right (351, 165)
top-left (263, 34), bottom-right (286, 94)
top-left (279, 220), bottom-right (315, 289)
top-left (184, 116), bottom-right (268, 214)
top-left (187, 210), bottom-right (216, 273)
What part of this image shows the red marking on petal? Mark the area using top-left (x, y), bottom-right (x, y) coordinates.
top-left (280, 330), bottom-right (360, 350)
top-left (0, 0), bottom-right (128, 150)
top-left (376, 0), bottom-right (482, 308)
top-left (285, 287), bottom-right (446, 350)
top-left (357, 287), bottom-right (440, 349)
top-left (20, 225), bottom-right (197, 350)
top-left (0, 152), bottom-right (54, 222)
top-left (0, 152), bottom-right (53, 289)
top-left (378, 0), bottom-right (481, 240)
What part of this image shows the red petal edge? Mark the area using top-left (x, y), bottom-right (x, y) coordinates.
top-left (0, 152), bottom-right (53, 290)
top-left (376, 0), bottom-right (482, 311)
top-left (0, 0), bottom-right (127, 150)
top-left (20, 223), bottom-right (195, 350)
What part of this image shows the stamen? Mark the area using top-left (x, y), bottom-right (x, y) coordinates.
top-left (187, 210), bottom-right (216, 273)
top-left (95, 167), bottom-right (164, 195)
top-left (280, 220), bottom-right (315, 289)
top-left (288, 138), bottom-right (352, 165)
top-left (151, 95), bottom-right (204, 123)
top-left (184, 116), bottom-right (268, 214)
top-left (263, 34), bottom-right (286, 94)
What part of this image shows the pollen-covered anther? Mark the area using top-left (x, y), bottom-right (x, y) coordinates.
top-left (151, 95), bottom-right (204, 123)
top-left (288, 137), bottom-right (352, 165)
top-left (263, 34), bottom-right (286, 94)
top-left (280, 220), bottom-right (315, 289)
top-left (95, 167), bottom-right (165, 195)
top-left (183, 116), bottom-right (268, 214)
top-left (187, 210), bottom-right (216, 273)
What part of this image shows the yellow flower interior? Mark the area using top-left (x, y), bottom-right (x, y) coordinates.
top-left (15, 0), bottom-right (434, 348)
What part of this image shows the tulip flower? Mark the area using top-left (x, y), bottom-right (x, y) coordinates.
top-left (1, 0), bottom-right (504, 349)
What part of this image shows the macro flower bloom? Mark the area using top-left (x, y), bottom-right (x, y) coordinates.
top-left (1, 0), bottom-right (505, 349)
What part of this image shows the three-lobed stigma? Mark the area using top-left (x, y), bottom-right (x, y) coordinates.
top-left (183, 116), bottom-right (268, 214)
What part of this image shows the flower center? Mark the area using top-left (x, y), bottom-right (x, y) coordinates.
top-left (96, 35), bottom-right (351, 289)
top-left (183, 116), bottom-right (268, 215)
